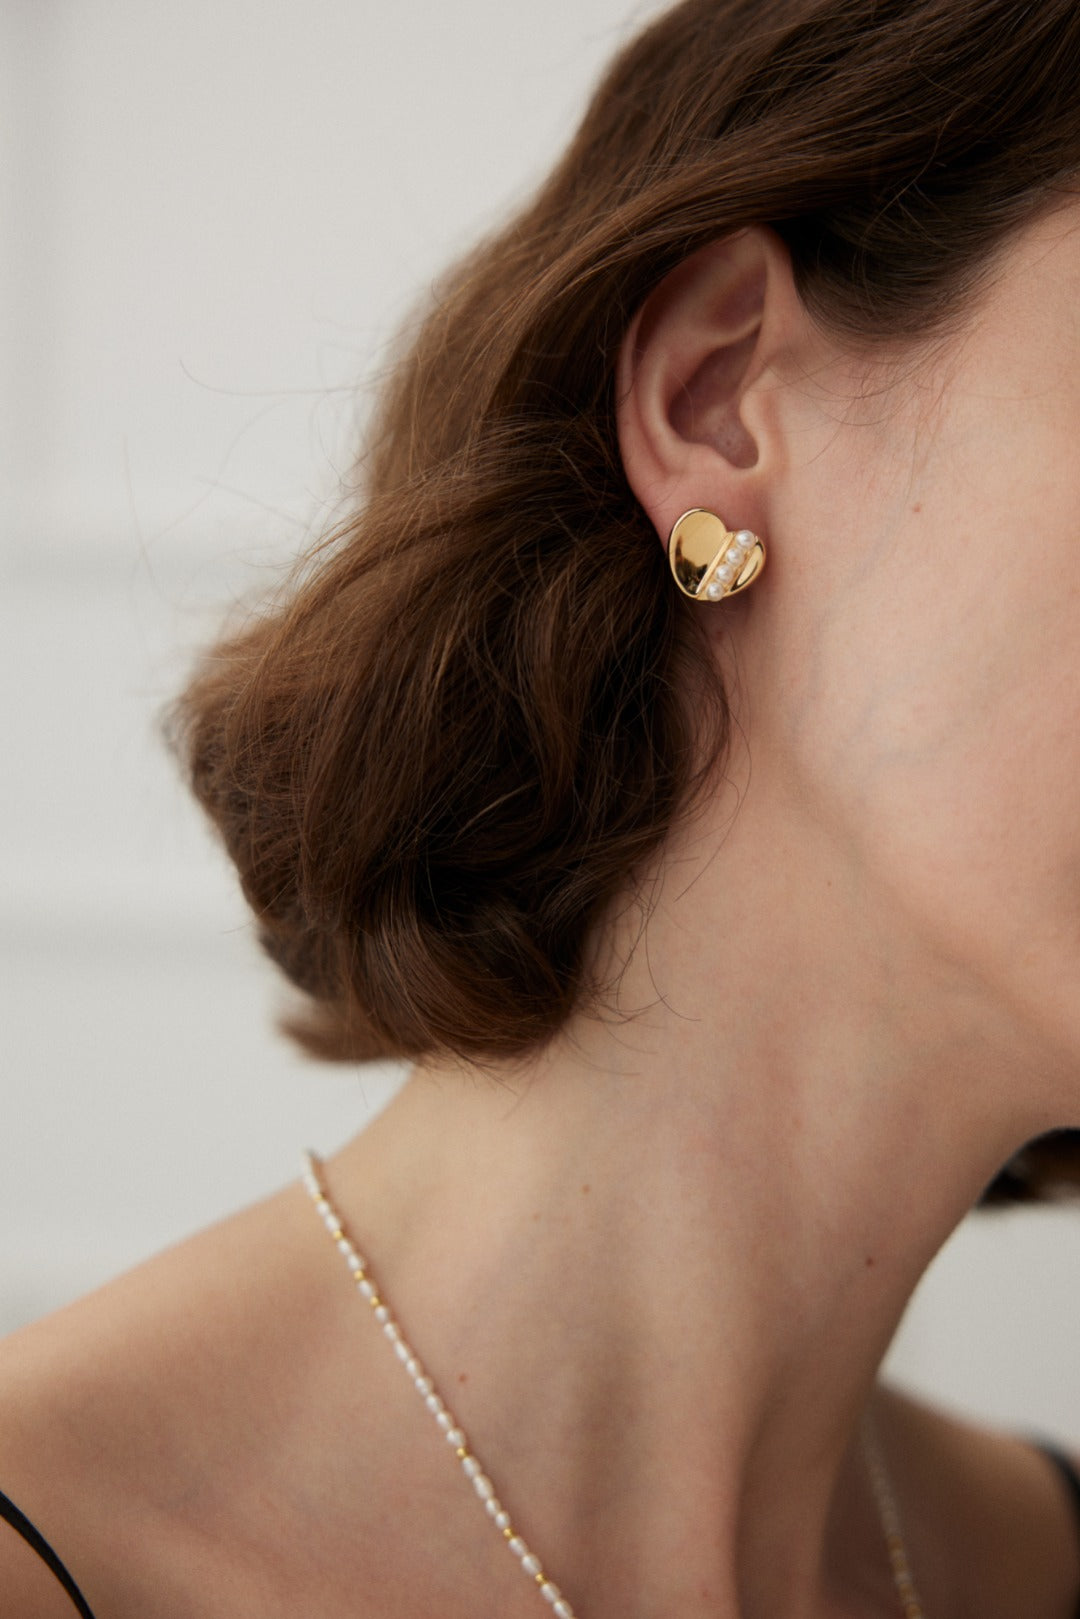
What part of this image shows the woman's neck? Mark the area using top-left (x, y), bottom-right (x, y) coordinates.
top-left (323, 801), bottom-right (1055, 1616)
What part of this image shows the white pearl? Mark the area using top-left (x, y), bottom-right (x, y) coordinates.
top-left (303, 1159), bottom-right (595, 1619)
top-left (734, 529), bottom-right (755, 548)
top-left (705, 580), bottom-right (724, 600)
top-left (715, 562), bottom-right (735, 584)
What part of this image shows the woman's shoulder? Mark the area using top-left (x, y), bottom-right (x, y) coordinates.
top-left (877, 1381), bottom-right (1080, 1618)
top-left (2, 1217), bottom-right (1077, 1619)
top-left (0, 1177), bottom-right (359, 1618)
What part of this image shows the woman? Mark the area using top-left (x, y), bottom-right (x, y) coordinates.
top-left (2, 0), bottom-right (1080, 1612)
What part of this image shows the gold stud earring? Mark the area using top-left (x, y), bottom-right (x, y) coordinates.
top-left (668, 509), bottom-right (766, 602)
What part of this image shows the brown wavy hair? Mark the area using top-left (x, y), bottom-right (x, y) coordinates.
top-left (171, 0), bottom-right (1080, 1200)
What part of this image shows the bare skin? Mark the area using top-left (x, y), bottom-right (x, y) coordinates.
top-left (3, 204), bottom-right (1080, 1616)
top-left (0, 1167), bottom-right (1077, 1619)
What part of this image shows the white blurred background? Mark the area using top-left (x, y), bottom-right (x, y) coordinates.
top-left (1, 0), bottom-right (1077, 1440)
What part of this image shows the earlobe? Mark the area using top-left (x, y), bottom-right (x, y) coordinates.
top-left (616, 227), bottom-right (796, 559)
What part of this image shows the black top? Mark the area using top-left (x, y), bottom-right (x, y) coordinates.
top-left (2, 1444), bottom-right (1080, 1617)
top-left (0, 1488), bottom-right (96, 1618)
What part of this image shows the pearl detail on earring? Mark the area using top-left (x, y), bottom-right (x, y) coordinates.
top-left (668, 510), bottom-right (766, 602)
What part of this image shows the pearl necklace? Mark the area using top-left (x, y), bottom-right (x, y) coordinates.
top-left (301, 1150), bottom-right (925, 1618)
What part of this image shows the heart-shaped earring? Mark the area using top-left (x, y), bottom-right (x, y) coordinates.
top-left (668, 509), bottom-right (766, 602)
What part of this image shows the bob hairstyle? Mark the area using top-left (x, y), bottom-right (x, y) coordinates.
top-left (171, 0), bottom-right (1080, 1201)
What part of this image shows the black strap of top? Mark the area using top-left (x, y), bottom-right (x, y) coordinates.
top-left (0, 1488), bottom-right (97, 1618)
top-left (1042, 1444), bottom-right (1080, 1525)
top-left (1036, 1445), bottom-right (1080, 1619)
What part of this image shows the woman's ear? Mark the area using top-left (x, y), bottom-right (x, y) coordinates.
top-left (616, 227), bottom-right (805, 556)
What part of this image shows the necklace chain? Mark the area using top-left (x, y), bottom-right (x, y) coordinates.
top-left (301, 1150), bottom-right (925, 1619)
top-left (301, 1152), bottom-right (575, 1615)
top-left (861, 1409), bottom-right (926, 1619)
